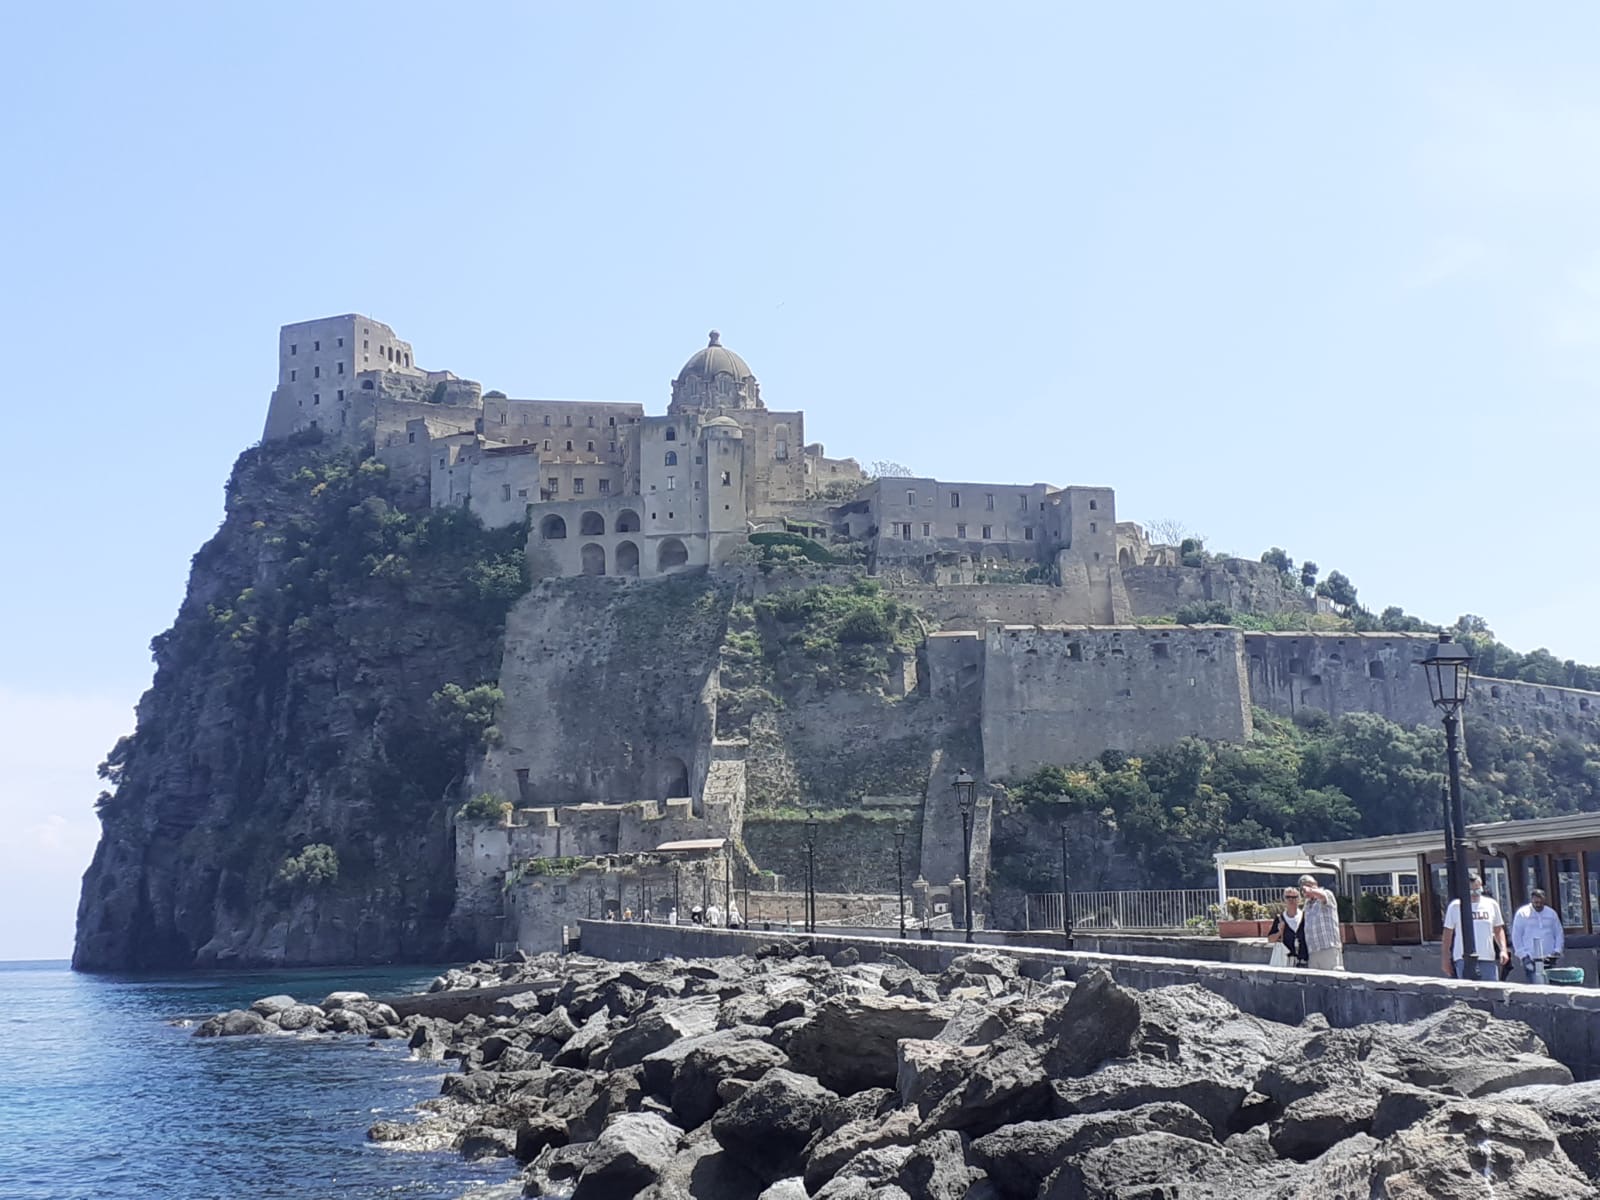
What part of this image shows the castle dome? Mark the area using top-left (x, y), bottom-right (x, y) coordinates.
top-left (670, 330), bottom-right (762, 412)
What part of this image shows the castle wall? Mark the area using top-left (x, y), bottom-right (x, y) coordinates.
top-left (1243, 632), bottom-right (1438, 727)
top-left (1475, 677), bottom-right (1600, 740)
top-left (982, 624), bottom-right (1252, 779)
top-left (733, 408), bottom-right (807, 512)
top-left (894, 584), bottom-right (1101, 629)
top-left (1123, 560), bottom-right (1307, 618)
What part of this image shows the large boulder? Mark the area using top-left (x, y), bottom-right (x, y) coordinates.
top-left (896, 1038), bottom-right (982, 1111)
top-left (272, 1003), bottom-right (325, 1032)
top-left (711, 1068), bottom-right (839, 1183)
top-left (970, 1103), bottom-right (1215, 1198)
top-left (1039, 1130), bottom-right (1245, 1200)
top-left (1050, 1058), bottom-right (1249, 1140)
top-left (569, 1112), bottom-right (684, 1200)
top-left (803, 1107), bottom-right (919, 1193)
top-left (1497, 1080), bottom-right (1600, 1178)
top-left (1368, 1099), bottom-right (1594, 1199)
top-left (633, 1125), bottom-right (768, 1200)
top-left (553, 1010), bottom-right (614, 1068)
top-left (319, 990), bottom-right (369, 1010)
top-left (786, 995), bottom-right (948, 1093)
top-left (1038, 968), bottom-right (1141, 1077)
top-left (194, 1009), bottom-right (273, 1038)
top-left (669, 1036), bottom-right (790, 1129)
top-left (920, 1043), bottom-right (1052, 1135)
top-left (249, 994), bottom-right (299, 1018)
top-left (605, 1000), bottom-right (720, 1069)
top-left (893, 1129), bottom-right (979, 1200)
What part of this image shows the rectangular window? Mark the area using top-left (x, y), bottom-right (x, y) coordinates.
top-left (544, 415), bottom-right (552, 425)
top-left (547, 477), bottom-right (559, 494)
top-left (720, 471), bottom-right (731, 486)
top-left (518, 488), bottom-right (528, 498)
top-left (1090, 522), bottom-right (1097, 533)
top-left (906, 490), bottom-right (916, 506)
top-left (289, 344), bottom-right (297, 355)
top-left (957, 523), bottom-right (966, 538)
top-left (1089, 499), bottom-right (1098, 510)
top-left (587, 441), bottom-right (595, 452)
top-left (337, 337), bottom-right (344, 348)
top-left (565, 415), bottom-right (572, 425)
top-left (609, 441), bottom-right (617, 452)
top-left (337, 362), bottom-right (344, 375)
top-left (598, 479), bottom-right (611, 494)
top-left (901, 523), bottom-right (912, 540)
top-left (1025, 526), bottom-right (1034, 541)
top-left (290, 369), bottom-right (297, 381)
top-left (363, 339), bottom-right (369, 351)
top-left (313, 365), bottom-right (320, 378)
top-left (408, 431), bottom-right (416, 444)
top-left (922, 522), bottom-right (931, 536)
top-left (313, 393), bottom-right (320, 405)
top-left (313, 340), bottom-right (320, 351)
top-left (950, 492), bottom-right (960, 508)
top-left (1555, 856), bottom-right (1584, 927)
top-left (985, 494), bottom-right (995, 510)
top-left (501, 484), bottom-right (511, 502)
top-left (982, 525), bottom-right (992, 539)
top-left (543, 440), bottom-right (551, 450)
top-left (1019, 494), bottom-right (1028, 510)
top-left (573, 478), bottom-right (585, 494)
top-left (336, 389), bottom-right (344, 401)
top-left (666, 476), bottom-right (676, 490)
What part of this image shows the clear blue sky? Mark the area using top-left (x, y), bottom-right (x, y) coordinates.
top-left (5, 3), bottom-right (1599, 960)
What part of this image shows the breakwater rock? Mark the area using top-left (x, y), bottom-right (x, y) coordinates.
top-left (218, 946), bottom-right (1600, 1198)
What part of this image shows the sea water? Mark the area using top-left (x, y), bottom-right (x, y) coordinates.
top-left (0, 960), bottom-right (522, 1200)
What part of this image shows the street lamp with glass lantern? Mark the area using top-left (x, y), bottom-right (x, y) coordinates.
top-left (892, 819), bottom-right (908, 938)
top-left (1419, 632), bottom-right (1480, 978)
top-left (954, 768), bottom-right (976, 943)
top-left (806, 809), bottom-right (819, 940)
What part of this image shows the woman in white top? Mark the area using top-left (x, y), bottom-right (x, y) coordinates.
top-left (1266, 887), bottom-right (1309, 967)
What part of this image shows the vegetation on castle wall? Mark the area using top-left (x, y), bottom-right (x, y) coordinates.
top-left (275, 843), bottom-right (339, 890)
top-left (459, 792), bottom-right (511, 822)
top-left (992, 707), bottom-right (1600, 898)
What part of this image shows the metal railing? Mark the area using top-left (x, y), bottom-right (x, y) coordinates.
top-left (1358, 882), bottom-right (1420, 896)
top-left (1026, 887), bottom-right (1287, 933)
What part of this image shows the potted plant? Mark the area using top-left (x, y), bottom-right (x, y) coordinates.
top-left (1387, 893), bottom-right (1422, 943)
top-left (1217, 896), bottom-right (1260, 939)
top-left (1353, 892), bottom-right (1396, 945)
top-left (1337, 893), bottom-right (1357, 944)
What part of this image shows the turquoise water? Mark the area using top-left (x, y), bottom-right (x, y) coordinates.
top-left (0, 960), bottom-right (520, 1200)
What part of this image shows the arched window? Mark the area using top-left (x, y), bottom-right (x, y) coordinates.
top-left (773, 422), bottom-right (790, 461)
top-left (616, 509), bottom-right (641, 533)
top-left (587, 416), bottom-right (595, 427)
top-left (657, 537), bottom-right (689, 573)
top-left (665, 427), bottom-right (677, 442)
top-left (579, 511), bottom-right (605, 536)
top-left (665, 451), bottom-right (678, 466)
top-left (615, 540), bottom-right (640, 577)
top-left (580, 543), bottom-right (606, 576)
top-left (540, 515), bottom-right (567, 540)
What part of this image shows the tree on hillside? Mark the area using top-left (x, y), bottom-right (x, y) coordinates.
top-left (1147, 518), bottom-right (1192, 546)
top-left (1300, 561), bottom-right (1319, 591)
top-left (1316, 570), bottom-right (1359, 608)
top-left (1261, 547), bottom-right (1294, 574)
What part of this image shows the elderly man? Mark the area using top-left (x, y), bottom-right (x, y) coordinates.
top-left (1512, 888), bottom-right (1565, 982)
top-left (1298, 874), bottom-right (1343, 971)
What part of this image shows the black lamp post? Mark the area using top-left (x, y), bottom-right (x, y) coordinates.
top-left (803, 810), bottom-right (819, 934)
top-left (1419, 632), bottom-right (1478, 978)
top-left (1060, 824), bottom-right (1074, 950)
top-left (954, 768), bottom-right (976, 943)
top-left (893, 819), bottom-right (908, 938)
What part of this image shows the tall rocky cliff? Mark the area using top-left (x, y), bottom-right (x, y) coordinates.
top-left (74, 436), bottom-right (526, 970)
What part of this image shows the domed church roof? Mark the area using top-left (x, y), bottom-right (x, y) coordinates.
top-left (670, 330), bottom-right (763, 412)
top-left (675, 331), bottom-right (754, 385)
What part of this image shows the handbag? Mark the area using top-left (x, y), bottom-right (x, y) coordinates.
top-left (1268, 941), bottom-right (1290, 968)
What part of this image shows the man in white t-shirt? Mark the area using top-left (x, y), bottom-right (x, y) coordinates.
top-left (1512, 888), bottom-right (1565, 982)
top-left (1441, 872), bottom-right (1509, 981)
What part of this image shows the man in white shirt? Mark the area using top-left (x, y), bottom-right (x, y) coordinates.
top-left (705, 903), bottom-right (723, 928)
top-left (1441, 872), bottom-right (1509, 981)
top-left (1512, 888), bottom-right (1565, 982)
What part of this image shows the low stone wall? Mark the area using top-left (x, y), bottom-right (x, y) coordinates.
top-left (577, 920), bottom-right (1600, 1079)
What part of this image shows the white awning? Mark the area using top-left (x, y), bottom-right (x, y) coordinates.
top-left (655, 838), bottom-right (727, 854)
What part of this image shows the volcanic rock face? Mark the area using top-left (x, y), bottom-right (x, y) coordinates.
top-left (209, 946), bottom-right (1600, 1199)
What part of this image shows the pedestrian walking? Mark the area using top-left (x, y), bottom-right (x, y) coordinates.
top-left (1266, 886), bottom-right (1309, 968)
top-left (1512, 888), bottom-right (1564, 983)
top-left (1442, 872), bottom-right (1509, 981)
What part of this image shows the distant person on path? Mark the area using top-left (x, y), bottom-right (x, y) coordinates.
top-left (1266, 886), bottom-right (1309, 968)
top-left (1442, 872), bottom-right (1509, 981)
top-left (706, 903), bottom-right (723, 928)
top-left (1512, 888), bottom-right (1565, 982)
top-left (690, 906), bottom-right (704, 925)
top-left (1298, 875), bottom-right (1343, 971)
top-left (669, 907), bottom-right (679, 926)
top-left (726, 902), bottom-right (741, 930)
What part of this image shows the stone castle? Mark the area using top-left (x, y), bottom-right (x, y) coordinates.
top-left (261, 315), bottom-right (1600, 951)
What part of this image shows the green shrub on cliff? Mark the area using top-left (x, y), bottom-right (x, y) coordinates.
top-left (276, 843), bottom-right (339, 889)
top-left (459, 792), bottom-right (511, 822)
top-left (745, 579), bottom-right (921, 694)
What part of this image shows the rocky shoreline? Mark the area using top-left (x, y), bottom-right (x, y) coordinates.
top-left (196, 942), bottom-right (1600, 1198)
